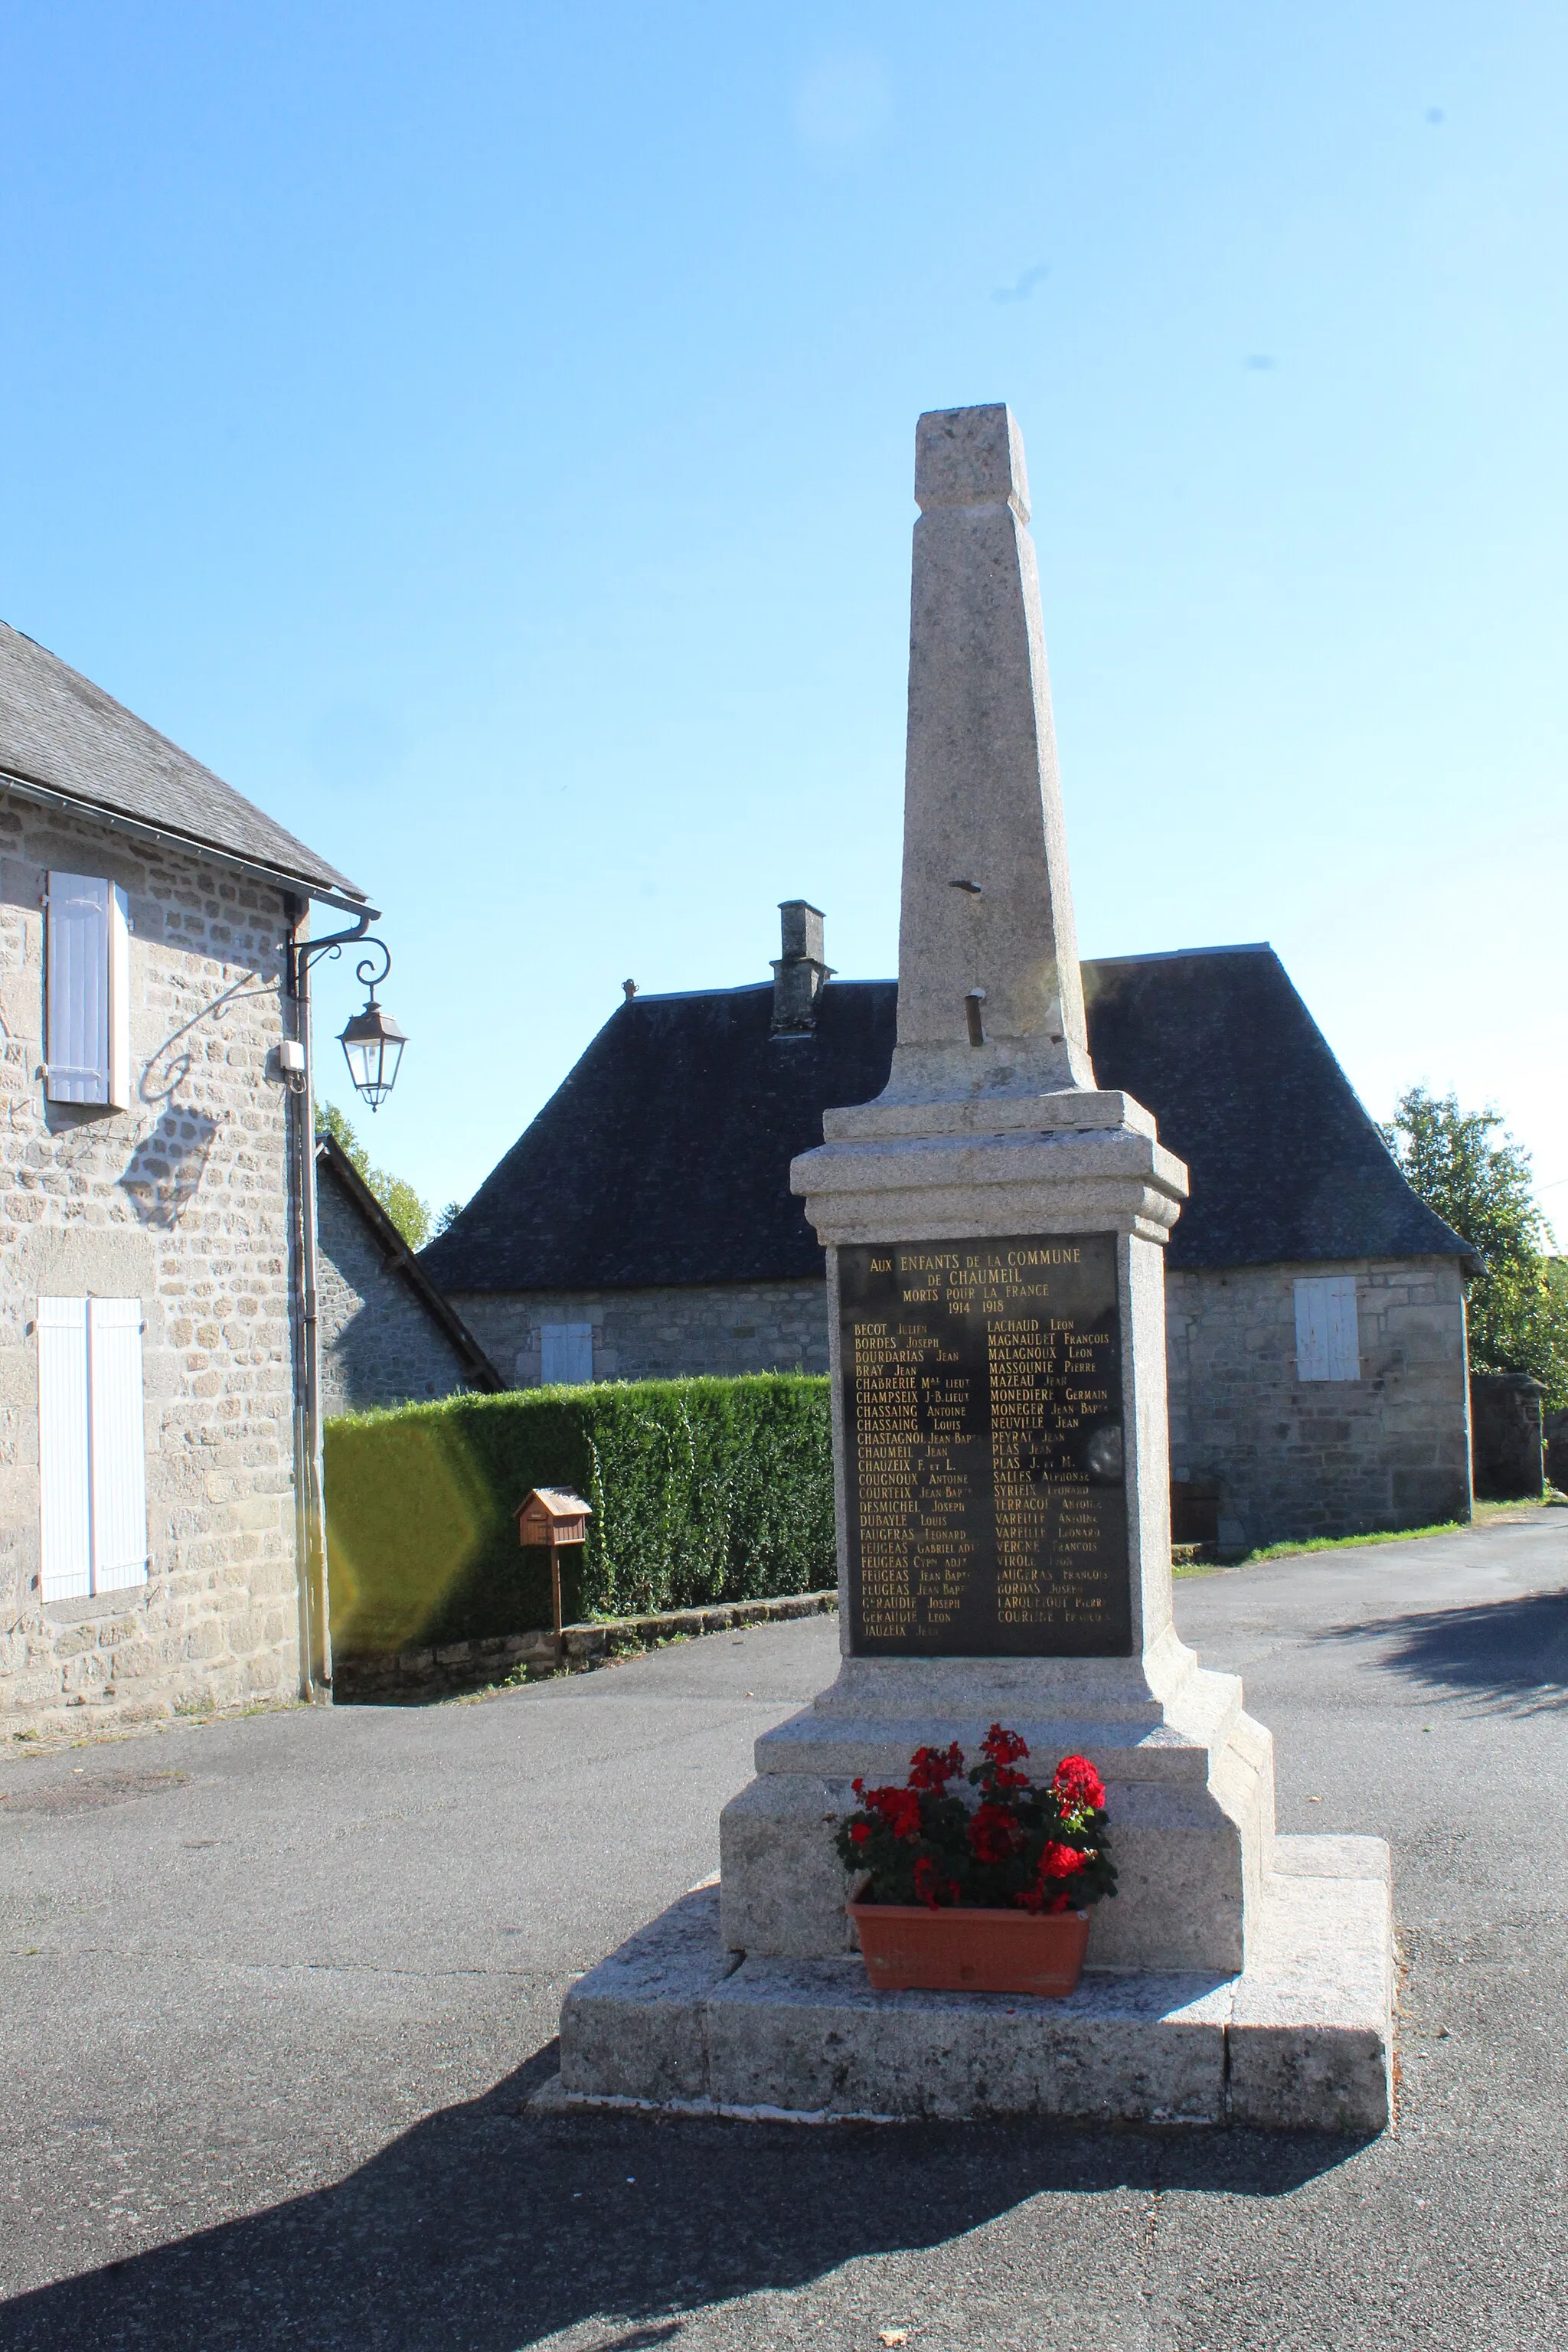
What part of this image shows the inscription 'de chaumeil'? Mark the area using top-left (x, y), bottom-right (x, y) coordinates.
top-left (838, 1233), bottom-right (1130, 1658)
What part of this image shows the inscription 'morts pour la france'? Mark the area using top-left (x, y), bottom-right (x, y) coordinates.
top-left (838, 1233), bottom-right (1130, 1658)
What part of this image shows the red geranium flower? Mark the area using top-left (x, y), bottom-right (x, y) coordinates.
top-left (863, 1785), bottom-right (922, 1840)
top-left (907, 1742), bottom-right (965, 1792)
top-left (982, 1724), bottom-right (1030, 1767)
top-left (1039, 1841), bottom-right (1087, 1880)
top-left (1051, 1756), bottom-right (1106, 1815)
top-left (848, 1821), bottom-right (872, 1847)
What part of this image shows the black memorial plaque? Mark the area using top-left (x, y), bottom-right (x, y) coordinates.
top-left (838, 1233), bottom-right (1131, 1657)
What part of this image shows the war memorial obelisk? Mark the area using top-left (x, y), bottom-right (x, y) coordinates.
top-left (554, 405), bottom-right (1393, 2128)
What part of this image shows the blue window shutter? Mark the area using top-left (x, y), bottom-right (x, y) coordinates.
top-left (1294, 1277), bottom-right (1360, 1383)
top-left (541, 1324), bottom-right (594, 1385)
top-left (45, 873), bottom-right (110, 1105)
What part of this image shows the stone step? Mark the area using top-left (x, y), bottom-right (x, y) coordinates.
top-left (545, 1841), bottom-right (1392, 2132)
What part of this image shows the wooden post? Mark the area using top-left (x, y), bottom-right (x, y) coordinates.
top-left (513, 1488), bottom-right (592, 1673)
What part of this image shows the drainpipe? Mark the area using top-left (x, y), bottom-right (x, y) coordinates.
top-left (283, 894), bottom-right (334, 1701)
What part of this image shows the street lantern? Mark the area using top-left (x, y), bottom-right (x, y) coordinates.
top-left (338, 961), bottom-right (407, 1112)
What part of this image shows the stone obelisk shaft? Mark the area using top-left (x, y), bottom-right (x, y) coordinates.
top-left (554, 400), bottom-right (1393, 2136)
top-left (885, 403), bottom-right (1094, 1106)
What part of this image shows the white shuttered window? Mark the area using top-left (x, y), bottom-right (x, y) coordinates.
top-left (38, 1296), bottom-right (149, 1601)
top-left (541, 1324), bottom-right (594, 1385)
top-left (1294, 1277), bottom-right (1361, 1383)
top-left (38, 1298), bottom-right (92, 1600)
top-left (46, 873), bottom-right (131, 1109)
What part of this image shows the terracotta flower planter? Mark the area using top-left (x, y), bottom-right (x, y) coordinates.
top-left (848, 1901), bottom-right (1091, 1998)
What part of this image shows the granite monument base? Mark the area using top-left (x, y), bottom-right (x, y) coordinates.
top-left (547, 1835), bottom-right (1393, 2132)
top-left (719, 1638), bottom-right (1276, 1975)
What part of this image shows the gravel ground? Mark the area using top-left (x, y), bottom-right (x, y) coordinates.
top-left (2, 1511), bottom-right (1564, 2350)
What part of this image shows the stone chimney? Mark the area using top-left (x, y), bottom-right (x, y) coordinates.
top-left (770, 900), bottom-right (833, 1034)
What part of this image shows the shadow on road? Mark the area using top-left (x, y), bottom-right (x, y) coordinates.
top-left (1328, 1587), bottom-right (1568, 1714)
top-left (0, 2046), bottom-right (1374, 2352)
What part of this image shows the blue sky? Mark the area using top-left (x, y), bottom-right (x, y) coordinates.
top-left (5, 3), bottom-right (1566, 1225)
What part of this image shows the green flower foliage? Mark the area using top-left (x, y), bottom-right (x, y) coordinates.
top-left (1382, 1086), bottom-right (1568, 1410)
top-left (325, 1374), bottom-right (835, 1658)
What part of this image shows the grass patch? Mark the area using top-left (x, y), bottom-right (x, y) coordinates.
top-left (1239, 1521), bottom-right (1464, 1565)
top-left (1175, 1494), bottom-right (1562, 1576)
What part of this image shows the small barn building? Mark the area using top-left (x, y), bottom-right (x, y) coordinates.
top-left (423, 909), bottom-right (1478, 1555)
top-left (315, 1134), bottom-right (503, 1416)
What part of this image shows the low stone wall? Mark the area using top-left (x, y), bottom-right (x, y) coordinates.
top-left (333, 1589), bottom-right (838, 1704)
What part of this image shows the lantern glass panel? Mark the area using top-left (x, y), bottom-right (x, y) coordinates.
top-left (338, 1003), bottom-right (406, 1109)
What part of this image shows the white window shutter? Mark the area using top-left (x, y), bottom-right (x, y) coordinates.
top-left (107, 884), bottom-right (132, 1110)
top-left (88, 1298), bottom-right (149, 1591)
top-left (46, 873), bottom-right (111, 1105)
top-left (1294, 1277), bottom-right (1361, 1383)
top-left (38, 1297), bottom-right (91, 1601)
top-left (541, 1324), bottom-right (594, 1385)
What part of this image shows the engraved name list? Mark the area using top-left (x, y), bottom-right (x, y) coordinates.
top-left (838, 1232), bottom-right (1130, 1657)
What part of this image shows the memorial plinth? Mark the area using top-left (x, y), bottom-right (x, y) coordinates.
top-left (551, 404), bottom-right (1393, 2131)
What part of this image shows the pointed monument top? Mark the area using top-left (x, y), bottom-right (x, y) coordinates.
top-left (879, 403), bottom-right (1095, 1107)
top-left (914, 403), bottom-right (1031, 522)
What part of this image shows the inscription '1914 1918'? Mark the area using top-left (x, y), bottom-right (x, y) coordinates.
top-left (838, 1233), bottom-right (1130, 1658)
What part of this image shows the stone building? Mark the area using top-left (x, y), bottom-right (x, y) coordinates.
top-left (315, 1133), bottom-right (501, 1415)
top-left (425, 906), bottom-right (1478, 1553)
top-left (0, 619), bottom-right (377, 1736)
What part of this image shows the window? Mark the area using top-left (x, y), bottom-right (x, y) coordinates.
top-left (45, 872), bottom-right (131, 1108)
top-left (1293, 1277), bottom-right (1360, 1383)
top-left (38, 1297), bottom-right (149, 1601)
top-left (540, 1324), bottom-right (594, 1386)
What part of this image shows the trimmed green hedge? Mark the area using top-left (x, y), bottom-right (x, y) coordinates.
top-left (325, 1374), bottom-right (835, 1658)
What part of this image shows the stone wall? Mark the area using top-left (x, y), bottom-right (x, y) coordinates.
top-left (0, 795), bottom-right (303, 1737)
top-left (335, 1589), bottom-right (838, 1704)
top-left (448, 1278), bottom-right (831, 1389)
top-left (316, 1158), bottom-right (477, 1416)
top-left (1166, 1256), bottom-right (1472, 1552)
top-left (454, 1255), bottom-right (1472, 1553)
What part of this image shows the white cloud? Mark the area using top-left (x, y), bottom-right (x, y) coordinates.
top-left (792, 48), bottom-right (891, 152)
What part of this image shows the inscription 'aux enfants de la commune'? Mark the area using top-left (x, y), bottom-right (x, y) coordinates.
top-left (838, 1233), bottom-right (1131, 1658)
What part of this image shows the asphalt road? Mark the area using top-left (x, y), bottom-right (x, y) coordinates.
top-left (2, 1513), bottom-right (1566, 2351)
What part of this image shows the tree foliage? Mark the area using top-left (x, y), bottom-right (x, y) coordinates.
top-left (315, 1099), bottom-right (431, 1250)
top-left (1383, 1086), bottom-right (1568, 1409)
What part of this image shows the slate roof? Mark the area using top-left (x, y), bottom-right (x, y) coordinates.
top-left (421, 946), bottom-right (1474, 1292)
top-left (0, 620), bottom-right (363, 900)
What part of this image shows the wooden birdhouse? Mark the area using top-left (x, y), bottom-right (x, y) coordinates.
top-left (514, 1487), bottom-right (591, 1548)
top-left (514, 1487), bottom-right (593, 1646)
